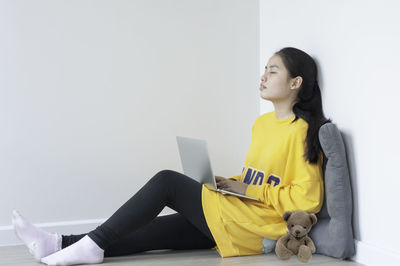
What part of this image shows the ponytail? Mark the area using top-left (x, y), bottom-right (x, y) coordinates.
top-left (276, 48), bottom-right (332, 164)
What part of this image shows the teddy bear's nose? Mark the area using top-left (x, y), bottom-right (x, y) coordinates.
top-left (295, 230), bottom-right (300, 234)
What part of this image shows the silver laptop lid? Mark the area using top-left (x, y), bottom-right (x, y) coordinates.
top-left (176, 136), bottom-right (216, 187)
top-left (176, 136), bottom-right (261, 202)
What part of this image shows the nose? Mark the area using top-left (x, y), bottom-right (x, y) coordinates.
top-left (261, 74), bottom-right (268, 83)
top-left (295, 230), bottom-right (300, 234)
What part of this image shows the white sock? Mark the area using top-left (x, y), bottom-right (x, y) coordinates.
top-left (40, 235), bottom-right (104, 266)
top-left (12, 210), bottom-right (62, 261)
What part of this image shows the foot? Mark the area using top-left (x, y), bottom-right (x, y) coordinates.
top-left (41, 235), bottom-right (104, 266)
top-left (12, 210), bottom-right (62, 261)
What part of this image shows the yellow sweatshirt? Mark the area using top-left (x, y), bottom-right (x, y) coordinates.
top-left (201, 111), bottom-right (324, 258)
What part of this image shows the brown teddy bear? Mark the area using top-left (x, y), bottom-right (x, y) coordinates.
top-left (275, 210), bottom-right (317, 263)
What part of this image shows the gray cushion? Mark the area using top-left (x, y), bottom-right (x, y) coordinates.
top-left (262, 122), bottom-right (356, 258)
top-left (309, 122), bottom-right (356, 259)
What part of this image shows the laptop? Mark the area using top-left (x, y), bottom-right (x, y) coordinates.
top-left (176, 136), bottom-right (261, 202)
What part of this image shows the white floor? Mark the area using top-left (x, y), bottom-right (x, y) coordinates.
top-left (0, 244), bottom-right (365, 266)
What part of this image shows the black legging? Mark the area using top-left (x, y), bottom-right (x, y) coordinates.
top-left (61, 170), bottom-right (216, 257)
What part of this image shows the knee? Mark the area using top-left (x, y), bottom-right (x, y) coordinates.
top-left (156, 169), bottom-right (178, 178)
top-left (151, 169), bottom-right (179, 184)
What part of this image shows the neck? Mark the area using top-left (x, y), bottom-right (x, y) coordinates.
top-left (291, 234), bottom-right (305, 240)
top-left (272, 100), bottom-right (295, 120)
top-left (274, 104), bottom-right (295, 120)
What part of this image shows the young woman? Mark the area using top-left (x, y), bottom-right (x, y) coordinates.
top-left (12, 47), bottom-right (331, 266)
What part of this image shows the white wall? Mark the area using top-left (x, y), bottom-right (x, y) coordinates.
top-left (0, 0), bottom-right (260, 245)
top-left (3, 1), bottom-right (398, 265)
top-left (260, 0), bottom-right (400, 265)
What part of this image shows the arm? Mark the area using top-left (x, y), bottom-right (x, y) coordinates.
top-left (304, 236), bottom-right (316, 253)
top-left (245, 179), bottom-right (323, 212)
top-left (245, 152), bottom-right (324, 214)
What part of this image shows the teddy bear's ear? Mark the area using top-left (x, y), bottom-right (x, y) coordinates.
top-left (282, 211), bottom-right (292, 221)
top-left (309, 213), bottom-right (318, 225)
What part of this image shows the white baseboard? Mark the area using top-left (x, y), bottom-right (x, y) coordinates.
top-left (352, 239), bottom-right (400, 266)
top-left (0, 208), bottom-right (176, 247)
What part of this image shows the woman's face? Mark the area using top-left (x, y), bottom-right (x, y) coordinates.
top-left (259, 54), bottom-right (298, 102)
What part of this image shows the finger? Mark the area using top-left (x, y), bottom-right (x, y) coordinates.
top-left (219, 182), bottom-right (227, 189)
top-left (222, 185), bottom-right (230, 191)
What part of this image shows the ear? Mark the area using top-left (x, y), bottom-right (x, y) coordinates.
top-left (282, 211), bottom-right (292, 221)
top-left (291, 76), bottom-right (303, 90)
top-left (309, 213), bottom-right (317, 225)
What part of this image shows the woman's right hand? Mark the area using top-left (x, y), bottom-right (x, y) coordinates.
top-left (215, 176), bottom-right (229, 189)
top-left (215, 175), bottom-right (248, 195)
top-left (215, 176), bottom-right (227, 185)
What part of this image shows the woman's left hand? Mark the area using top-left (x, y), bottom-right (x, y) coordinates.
top-left (215, 176), bottom-right (249, 195)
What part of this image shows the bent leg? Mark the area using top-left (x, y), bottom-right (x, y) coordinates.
top-left (40, 170), bottom-right (216, 266)
top-left (84, 170), bottom-right (214, 250)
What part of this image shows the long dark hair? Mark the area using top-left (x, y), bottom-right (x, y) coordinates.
top-left (274, 47), bottom-right (332, 164)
